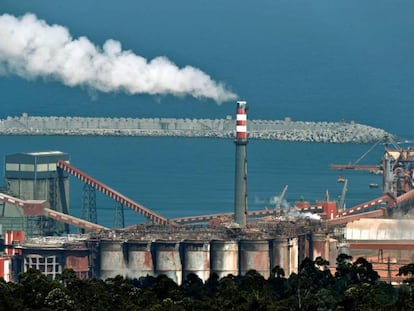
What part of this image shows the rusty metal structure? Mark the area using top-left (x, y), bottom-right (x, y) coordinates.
top-left (0, 192), bottom-right (108, 232)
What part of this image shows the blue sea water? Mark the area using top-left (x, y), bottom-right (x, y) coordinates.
top-left (1, 1), bottom-right (413, 228)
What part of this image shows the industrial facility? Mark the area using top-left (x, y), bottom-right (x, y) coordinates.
top-left (0, 101), bottom-right (414, 284)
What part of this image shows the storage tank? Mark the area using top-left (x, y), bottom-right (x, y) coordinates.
top-left (298, 234), bottom-right (311, 264)
top-left (153, 240), bottom-right (182, 284)
top-left (181, 240), bottom-right (210, 282)
top-left (328, 237), bottom-right (339, 269)
top-left (239, 239), bottom-right (270, 278)
top-left (210, 240), bottom-right (238, 278)
top-left (126, 241), bottom-right (154, 279)
top-left (312, 233), bottom-right (327, 260)
top-left (100, 241), bottom-right (126, 279)
top-left (289, 238), bottom-right (299, 275)
top-left (271, 237), bottom-right (289, 275)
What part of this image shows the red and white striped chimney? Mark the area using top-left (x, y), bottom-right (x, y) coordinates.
top-left (236, 101), bottom-right (247, 141)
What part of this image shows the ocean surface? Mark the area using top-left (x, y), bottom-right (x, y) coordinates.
top-left (1, 1), bottom-right (414, 229)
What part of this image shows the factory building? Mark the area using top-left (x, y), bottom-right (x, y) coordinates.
top-left (0, 231), bottom-right (89, 281)
top-left (4, 228), bottom-right (333, 284)
top-left (1, 219), bottom-right (412, 285)
top-left (344, 218), bottom-right (414, 283)
top-left (2, 151), bottom-right (70, 236)
top-left (19, 236), bottom-right (90, 280)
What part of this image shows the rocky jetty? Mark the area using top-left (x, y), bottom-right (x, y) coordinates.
top-left (0, 113), bottom-right (395, 144)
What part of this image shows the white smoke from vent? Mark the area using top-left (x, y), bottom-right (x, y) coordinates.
top-left (0, 13), bottom-right (237, 103)
top-left (299, 212), bottom-right (321, 221)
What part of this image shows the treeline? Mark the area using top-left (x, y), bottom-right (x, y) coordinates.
top-left (1, 254), bottom-right (414, 311)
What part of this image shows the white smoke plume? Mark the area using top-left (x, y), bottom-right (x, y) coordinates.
top-left (299, 212), bottom-right (321, 221)
top-left (0, 13), bottom-right (237, 103)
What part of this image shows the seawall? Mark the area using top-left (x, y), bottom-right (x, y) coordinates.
top-left (0, 114), bottom-right (394, 143)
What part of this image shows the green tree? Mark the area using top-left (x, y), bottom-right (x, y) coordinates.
top-left (239, 270), bottom-right (272, 311)
top-left (18, 268), bottom-right (62, 310)
top-left (269, 265), bottom-right (288, 301)
top-left (342, 283), bottom-right (396, 311)
top-left (182, 273), bottom-right (205, 299)
top-left (314, 288), bottom-right (340, 311)
top-left (213, 275), bottom-right (247, 310)
top-left (44, 287), bottom-right (75, 311)
top-left (334, 253), bottom-right (354, 293)
top-left (0, 279), bottom-right (24, 311)
top-left (153, 274), bottom-right (183, 301)
top-left (271, 265), bottom-right (285, 279)
top-left (353, 257), bottom-right (379, 284)
top-left (396, 263), bottom-right (414, 310)
top-left (204, 272), bottom-right (220, 298)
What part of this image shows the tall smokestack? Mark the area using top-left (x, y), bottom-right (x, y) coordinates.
top-left (234, 100), bottom-right (248, 227)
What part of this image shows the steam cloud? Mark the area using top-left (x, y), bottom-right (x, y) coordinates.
top-left (0, 13), bottom-right (237, 103)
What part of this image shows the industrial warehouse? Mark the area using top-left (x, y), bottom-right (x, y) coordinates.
top-left (0, 101), bottom-right (414, 285)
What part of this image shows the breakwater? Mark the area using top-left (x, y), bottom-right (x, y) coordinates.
top-left (0, 113), bottom-right (394, 143)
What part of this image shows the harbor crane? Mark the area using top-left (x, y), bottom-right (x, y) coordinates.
top-left (275, 185), bottom-right (288, 210)
top-left (331, 136), bottom-right (414, 198)
top-left (330, 139), bottom-right (383, 173)
top-left (338, 178), bottom-right (348, 213)
top-left (275, 185), bottom-right (288, 217)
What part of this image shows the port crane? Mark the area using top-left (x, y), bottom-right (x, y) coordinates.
top-left (274, 185), bottom-right (288, 217)
top-left (275, 185), bottom-right (288, 210)
top-left (328, 135), bottom-right (414, 220)
top-left (330, 136), bottom-right (414, 197)
top-left (338, 178), bottom-right (348, 213)
top-left (330, 138), bottom-right (383, 173)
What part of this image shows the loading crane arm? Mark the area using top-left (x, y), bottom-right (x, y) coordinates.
top-left (330, 138), bottom-right (383, 173)
top-left (275, 185), bottom-right (288, 210)
top-left (338, 179), bottom-right (348, 212)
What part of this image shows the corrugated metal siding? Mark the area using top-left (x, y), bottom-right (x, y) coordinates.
top-left (346, 219), bottom-right (414, 240)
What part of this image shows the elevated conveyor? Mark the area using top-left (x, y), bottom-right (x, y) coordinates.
top-left (324, 190), bottom-right (414, 227)
top-left (321, 187), bottom-right (414, 227)
top-left (57, 160), bottom-right (175, 226)
top-left (330, 164), bottom-right (382, 172)
top-left (324, 208), bottom-right (387, 227)
top-left (173, 191), bottom-right (410, 226)
top-left (0, 192), bottom-right (45, 216)
top-left (341, 194), bottom-right (395, 216)
top-left (0, 192), bottom-right (108, 231)
top-left (396, 189), bottom-right (414, 205)
top-left (171, 208), bottom-right (279, 224)
top-left (342, 189), bottom-right (414, 216)
top-left (43, 207), bottom-right (108, 231)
